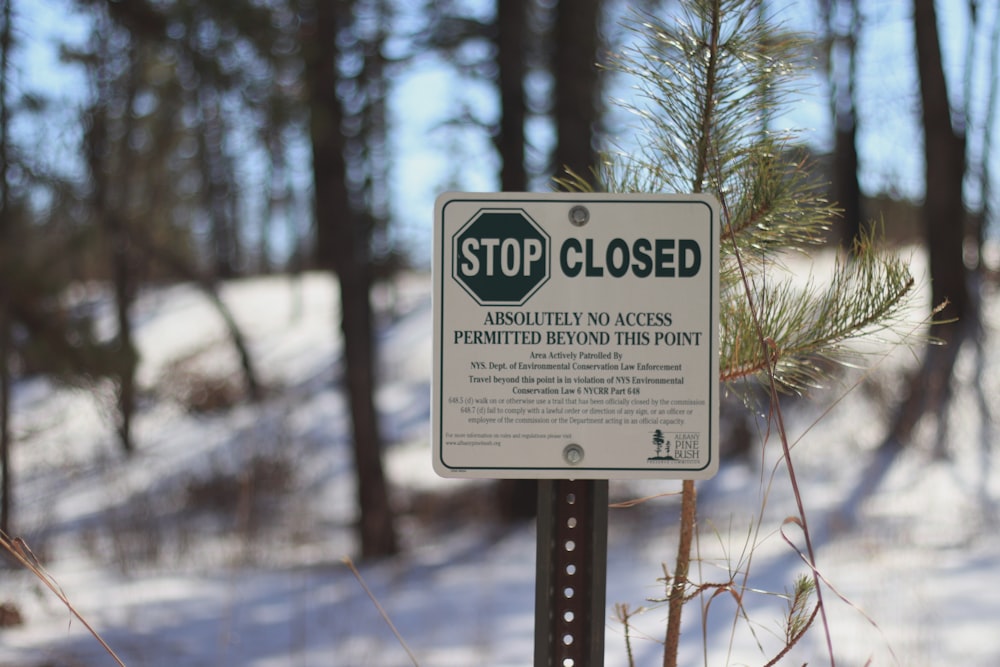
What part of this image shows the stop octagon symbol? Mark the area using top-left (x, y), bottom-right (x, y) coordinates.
top-left (452, 208), bottom-right (550, 305)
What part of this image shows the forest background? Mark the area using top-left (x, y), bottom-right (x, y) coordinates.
top-left (1, 0), bottom-right (999, 662)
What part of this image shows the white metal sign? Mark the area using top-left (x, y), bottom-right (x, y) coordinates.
top-left (432, 193), bottom-right (720, 479)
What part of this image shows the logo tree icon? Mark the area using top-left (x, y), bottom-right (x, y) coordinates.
top-left (652, 429), bottom-right (667, 458)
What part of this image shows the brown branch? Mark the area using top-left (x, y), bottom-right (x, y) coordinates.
top-left (663, 479), bottom-right (697, 667)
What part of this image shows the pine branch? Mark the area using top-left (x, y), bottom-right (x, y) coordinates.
top-left (721, 146), bottom-right (835, 259)
top-left (604, 3), bottom-right (917, 395)
top-left (720, 230), bottom-right (918, 392)
top-left (604, 2), bottom-right (804, 195)
top-left (594, 2), bottom-right (921, 666)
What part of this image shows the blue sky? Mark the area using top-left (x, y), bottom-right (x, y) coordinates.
top-left (11, 0), bottom-right (90, 180)
top-left (10, 0), bottom-right (1000, 266)
top-left (393, 0), bottom-right (1000, 262)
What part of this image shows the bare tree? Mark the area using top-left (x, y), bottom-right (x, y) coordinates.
top-left (495, 0), bottom-right (529, 192)
top-left (841, 0), bottom-right (977, 520)
top-left (552, 0), bottom-right (602, 181)
top-left (820, 0), bottom-right (863, 249)
top-left (0, 0), bottom-right (13, 534)
top-left (884, 0), bottom-right (971, 453)
top-left (489, 0), bottom-right (538, 521)
top-left (301, 0), bottom-right (397, 558)
top-left (83, 13), bottom-right (140, 454)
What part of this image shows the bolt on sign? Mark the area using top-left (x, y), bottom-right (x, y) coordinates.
top-left (432, 193), bottom-right (720, 480)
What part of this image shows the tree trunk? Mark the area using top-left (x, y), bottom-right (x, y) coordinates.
top-left (491, 0), bottom-right (539, 521)
top-left (972, 2), bottom-right (1000, 271)
top-left (86, 26), bottom-right (139, 455)
top-left (881, 0), bottom-right (970, 453)
top-left (196, 87), bottom-right (240, 280)
top-left (662, 479), bottom-right (696, 667)
top-left (553, 0), bottom-right (602, 180)
top-left (822, 0), bottom-right (863, 249)
top-left (0, 0), bottom-right (13, 534)
top-left (494, 0), bottom-right (527, 192)
top-left (108, 211), bottom-right (137, 454)
top-left (0, 307), bottom-right (10, 535)
top-left (303, 0), bottom-right (397, 558)
top-left (914, 0), bottom-right (969, 328)
top-left (833, 121), bottom-right (861, 246)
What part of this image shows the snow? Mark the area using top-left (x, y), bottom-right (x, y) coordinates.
top-left (2, 266), bottom-right (1000, 666)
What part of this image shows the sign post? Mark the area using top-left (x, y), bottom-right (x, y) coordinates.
top-left (432, 193), bottom-right (720, 665)
top-left (534, 478), bottom-right (608, 667)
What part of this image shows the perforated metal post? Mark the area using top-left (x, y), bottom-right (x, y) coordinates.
top-left (534, 479), bottom-right (608, 667)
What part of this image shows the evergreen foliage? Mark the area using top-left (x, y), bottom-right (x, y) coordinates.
top-left (558, 1), bottom-right (923, 663)
top-left (563, 0), bottom-right (918, 394)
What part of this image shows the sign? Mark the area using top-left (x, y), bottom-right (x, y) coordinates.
top-left (432, 193), bottom-right (720, 479)
top-left (453, 208), bottom-right (550, 305)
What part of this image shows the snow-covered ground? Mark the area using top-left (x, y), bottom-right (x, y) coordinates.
top-left (1, 265), bottom-right (999, 666)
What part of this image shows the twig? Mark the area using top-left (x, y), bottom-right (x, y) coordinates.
top-left (615, 603), bottom-right (640, 667)
top-left (342, 555), bottom-right (420, 667)
top-left (0, 532), bottom-right (127, 667)
top-left (779, 518), bottom-right (901, 666)
top-left (609, 490), bottom-right (682, 508)
top-left (717, 154), bottom-right (837, 667)
top-left (762, 603), bottom-right (820, 667)
top-left (663, 1), bottom-right (723, 662)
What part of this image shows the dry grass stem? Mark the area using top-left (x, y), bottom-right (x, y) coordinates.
top-left (1, 532), bottom-right (127, 667)
top-left (342, 555), bottom-right (420, 667)
top-left (609, 490), bottom-right (683, 509)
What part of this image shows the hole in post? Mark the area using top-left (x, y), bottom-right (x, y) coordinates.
top-left (563, 633), bottom-right (575, 646)
top-left (564, 610), bottom-right (575, 623)
top-left (565, 540), bottom-right (576, 551)
top-left (566, 564), bottom-right (576, 575)
top-left (566, 493), bottom-right (576, 504)
top-left (564, 587), bottom-right (575, 599)
top-left (563, 659), bottom-right (575, 667)
top-left (567, 517), bottom-right (577, 529)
